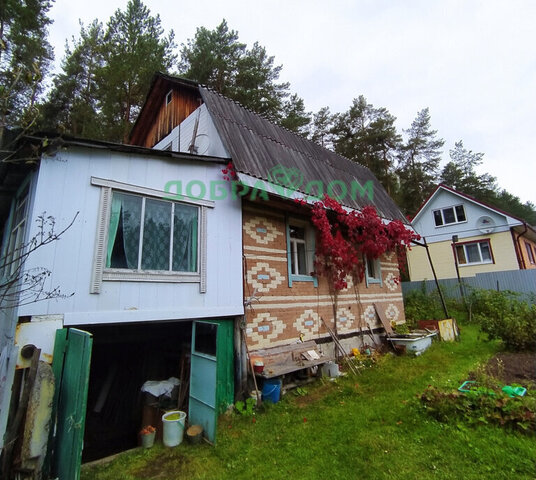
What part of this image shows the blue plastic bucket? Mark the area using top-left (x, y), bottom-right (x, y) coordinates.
top-left (262, 378), bottom-right (281, 403)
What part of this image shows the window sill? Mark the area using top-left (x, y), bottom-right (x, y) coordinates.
top-left (103, 269), bottom-right (200, 283)
top-left (458, 261), bottom-right (493, 267)
top-left (289, 274), bottom-right (318, 287)
top-left (434, 220), bottom-right (468, 228)
top-left (365, 277), bottom-right (382, 287)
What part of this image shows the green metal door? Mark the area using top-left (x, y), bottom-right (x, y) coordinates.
top-left (189, 319), bottom-right (233, 443)
top-left (51, 328), bottom-right (93, 480)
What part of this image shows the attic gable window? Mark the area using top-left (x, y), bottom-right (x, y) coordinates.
top-left (165, 90), bottom-right (173, 106)
top-left (433, 204), bottom-right (466, 226)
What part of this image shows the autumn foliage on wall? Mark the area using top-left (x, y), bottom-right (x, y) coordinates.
top-left (306, 196), bottom-right (420, 291)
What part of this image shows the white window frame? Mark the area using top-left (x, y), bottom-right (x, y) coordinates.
top-left (165, 90), bottom-right (173, 106)
top-left (433, 204), bottom-right (467, 227)
top-left (1, 182), bottom-right (30, 278)
top-left (286, 218), bottom-right (317, 287)
top-left (524, 242), bottom-right (535, 265)
top-left (455, 240), bottom-right (494, 266)
top-left (90, 177), bottom-right (213, 293)
top-left (289, 227), bottom-right (307, 276)
top-left (364, 256), bottom-right (382, 287)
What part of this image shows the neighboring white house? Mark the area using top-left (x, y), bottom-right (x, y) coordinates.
top-left (407, 184), bottom-right (536, 281)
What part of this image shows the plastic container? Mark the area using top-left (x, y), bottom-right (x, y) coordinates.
top-left (253, 360), bottom-right (264, 373)
top-left (162, 410), bottom-right (186, 447)
top-left (262, 378), bottom-right (281, 403)
top-left (321, 361), bottom-right (340, 378)
top-left (502, 385), bottom-right (527, 397)
top-left (141, 431), bottom-right (156, 448)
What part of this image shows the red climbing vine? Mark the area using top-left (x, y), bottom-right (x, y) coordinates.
top-left (306, 196), bottom-right (420, 291)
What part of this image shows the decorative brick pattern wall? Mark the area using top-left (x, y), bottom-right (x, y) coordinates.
top-left (242, 206), bottom-right (406, 351)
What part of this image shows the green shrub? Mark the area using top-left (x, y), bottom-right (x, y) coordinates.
top-left (403, 286), bottom-right (445, 327)
top-left (470, 289), bottom-right (536, 350)
top-left (420, 385), bottom-right (536, 433)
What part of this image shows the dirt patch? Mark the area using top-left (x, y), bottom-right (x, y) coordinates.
top-left (484, 352), bottom-right (536, 387)
top-left (294, 382), bottom-right (337, 408)
top-left (133, 450), bottom-right (187, 479)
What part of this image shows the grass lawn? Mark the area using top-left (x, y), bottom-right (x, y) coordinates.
top-left (81, 325), bottom-right (536, 480)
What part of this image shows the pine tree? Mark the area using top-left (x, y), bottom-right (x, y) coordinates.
top-left (97, 0), bottom-right (176, 142)
top-left (41, 20), bottom-right (105, 138)
top-left (440, 140), bottom-right (497, 200)
top-left (279, 93), bottom-right (311, 135)
top-left (331, 96), bottom-right (401, 194)
top-left (232, 41), bottom-right (289, 122)
top-left (310, 106), bottom-right (334, 149)
top-left (0, 0), bottom-right (53, 144)
top-left (179, 19), bottom-right (291, 122)
top-left (397, 108), bottom-right (444, 215)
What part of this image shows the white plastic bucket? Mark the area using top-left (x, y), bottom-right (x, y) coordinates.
top-left (162, 410), bottom-right (187, 447)
top-left (321, 361), bottom-right (340, 378)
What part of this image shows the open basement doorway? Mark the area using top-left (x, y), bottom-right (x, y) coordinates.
top-left (81, 320), bottom-right (192, 462)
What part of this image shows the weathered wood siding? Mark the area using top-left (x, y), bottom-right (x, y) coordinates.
top-left (242, 204), bottom-right (406, 352)
top-left (131, 86), bottom-right (201, 148)
top-left (141, 88), bottom-right (201, 148)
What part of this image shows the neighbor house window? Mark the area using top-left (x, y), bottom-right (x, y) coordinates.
top-left (455, 240), bottom-right (493, 265)
top-left (106, 192), bottom-right (198, 273)
top-left (433, 205), bottom-right (466, 226)
top-left (286, 220), bottom-right (316, 287)
top-left (90, 177), bottom-right (213, 293)
top-left (526, 242), bottom-right (535, 265)
top-left (364, 256), bottom-right (382, 286)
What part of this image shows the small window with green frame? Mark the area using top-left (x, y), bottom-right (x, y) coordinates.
top-left (364, 256), bottom-right (382, 287)
top-left (286, 219), bottom-right (317, 287)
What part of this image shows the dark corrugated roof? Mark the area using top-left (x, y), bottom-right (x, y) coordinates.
top-left (199, 86), bottom-right (407, 223)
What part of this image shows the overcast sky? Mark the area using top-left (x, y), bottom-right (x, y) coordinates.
top-left (48, 0), bottom-right (535, 204)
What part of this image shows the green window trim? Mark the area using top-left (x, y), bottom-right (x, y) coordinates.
top-left (365, 256), bottom-right (382, 287)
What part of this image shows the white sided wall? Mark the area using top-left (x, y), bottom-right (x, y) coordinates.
top-left (18, 147), bottom-right (243, 325)
top-left (412, 188), bottom-right (518, 244)
top-left (154, 104), bottom-right (230, 158)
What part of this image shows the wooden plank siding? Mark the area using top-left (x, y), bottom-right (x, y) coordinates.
top-left (129, 76), bottom-right (202, 148)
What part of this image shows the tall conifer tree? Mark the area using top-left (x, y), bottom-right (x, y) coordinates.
top-left (397, 108), bottom-right (444, 215)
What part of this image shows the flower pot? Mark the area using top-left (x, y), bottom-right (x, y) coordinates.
top-left (141, 431), bottom-right (156, 448)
